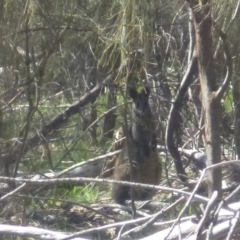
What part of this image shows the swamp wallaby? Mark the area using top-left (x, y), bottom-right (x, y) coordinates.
top-left (112, 86), bottom-right (162, 204)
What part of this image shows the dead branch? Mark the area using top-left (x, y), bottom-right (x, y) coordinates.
top-left (2, 200), bottom-right (240, 240)
top-left (0, 224), bottom-right (89, 240)
top-left (56, 149), bottom-right (121, 177)
top-left (214, 23), bottom-right (233, 101)
top-left (0, 175), bottom-right (209, 203)
top-left (166, 52), bottom-right (198, 182)
top-left (140, 201), bottom-right (240, 240)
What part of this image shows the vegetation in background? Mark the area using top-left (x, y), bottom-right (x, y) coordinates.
top-left (0, 0), bottom-right (240, 239)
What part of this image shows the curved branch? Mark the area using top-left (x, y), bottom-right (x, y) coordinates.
top-left (165, 52), bottom-right (198, 182)
top-left (214, 24), bottom-right (233, 101)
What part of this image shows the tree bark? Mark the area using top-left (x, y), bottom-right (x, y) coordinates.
top-left (189, 1), bottom-right (222, 197)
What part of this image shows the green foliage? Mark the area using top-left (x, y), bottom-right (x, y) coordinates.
top-left (50, 185), bottom-right (99, 204)
top-left (1, 0), bottom-right (240, 238)
top-left (223, 90), bottom-right (233, 113)
top-left (71, 185), bottom-right (99, 203)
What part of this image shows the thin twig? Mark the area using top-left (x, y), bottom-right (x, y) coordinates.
top-left (0, 183), bottom-right (26, 202)
top-left (56, 149), bottom-right (121, 177)
top-left (0, 175), bottom-right (209, 203)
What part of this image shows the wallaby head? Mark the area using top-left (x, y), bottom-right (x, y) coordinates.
top-left (129, 86), bottom-right (151, 117)
top-left (128, 86), bottom-right (154, 150)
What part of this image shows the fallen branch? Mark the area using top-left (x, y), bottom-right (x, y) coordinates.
top-left (0, 175), bottom-right (209, 203)
top-left (0, 224), bottom-right (89, 240)
top-left (140, 201), bottom-right (240, 240)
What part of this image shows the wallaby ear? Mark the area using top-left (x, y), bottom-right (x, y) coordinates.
top-left (129, 87), bottom-right (138, 100)
top-left (141, 86), bottom-right (150, 97)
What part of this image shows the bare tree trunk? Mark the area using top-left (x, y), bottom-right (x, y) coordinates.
top-left (188, 1), bottom-right (222, 197)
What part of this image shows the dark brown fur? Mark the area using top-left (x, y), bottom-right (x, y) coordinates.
top-left (112, 87), bottom-right (162, 204)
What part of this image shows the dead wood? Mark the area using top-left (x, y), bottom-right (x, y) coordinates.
top-left (165, 53), bottom-right (198, 182)
top-left (0, 224), bottom-right (89, 240)
top-left (140, 201), bottom-right (240, 240)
